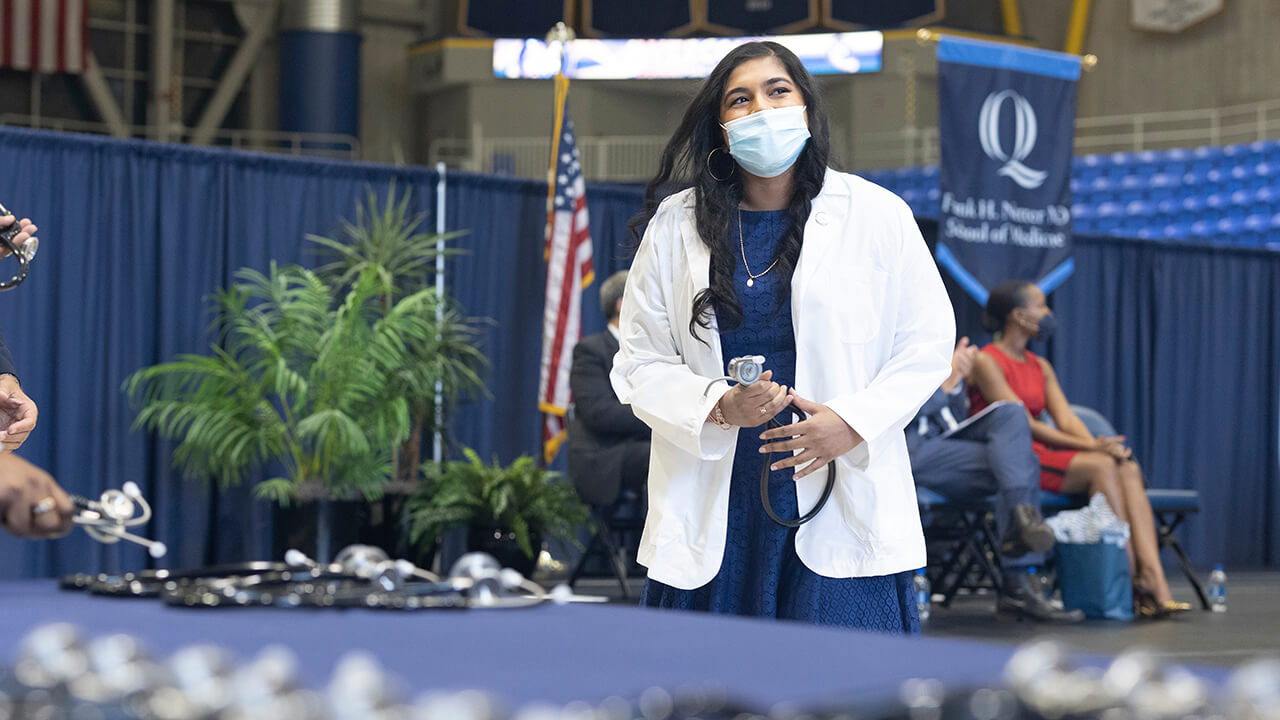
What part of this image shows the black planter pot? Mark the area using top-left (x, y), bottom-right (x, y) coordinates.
top-left (273, 494), bottom-right (425, 565)
top-left (466, 524), bottom-right (541, 577)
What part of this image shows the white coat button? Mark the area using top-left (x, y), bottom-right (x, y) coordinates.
top-left (815, 211), bottom-right (829, 225)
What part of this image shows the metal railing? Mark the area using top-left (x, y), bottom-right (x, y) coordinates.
top-left (1073, 98), bottom-right (1280, 154)
top-left (430, 135), bottom-right (667, 182)
top-left (0, 115), bottom-right (361, 161)
top-left (433, 97), bottom-right (1280, 180)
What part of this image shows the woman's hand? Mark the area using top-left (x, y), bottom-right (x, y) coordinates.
top-left (757, 389), bottom-right (864, 480)
top-left (715, 370), bottom-right (790, 427)
top-left (1095, 435), bottom-right (1132, 462)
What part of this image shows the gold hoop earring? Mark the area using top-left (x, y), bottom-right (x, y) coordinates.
top-left (706, 147), bottom-right (736, 182)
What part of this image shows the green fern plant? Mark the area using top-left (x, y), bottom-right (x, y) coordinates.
top-left (408, 448), bottom-right (589, 560)
top-left (125, 262), bottom-right (447, 504)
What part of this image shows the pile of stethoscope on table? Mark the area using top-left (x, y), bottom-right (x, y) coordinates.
top-left (6, 627), bottom-right (1280, 720)
top-left (62, 546), bottom-right (587, 611)
top-left (61, 481), bottom-right (595, 611)
top-left (62, 545), bottom-right (593, 612)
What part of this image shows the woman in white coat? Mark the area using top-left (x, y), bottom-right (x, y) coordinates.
top-left (611, 41), bottom-right (955, 632)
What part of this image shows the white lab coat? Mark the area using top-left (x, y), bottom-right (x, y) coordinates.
top-left (610, 169), bottom-right (955, 590)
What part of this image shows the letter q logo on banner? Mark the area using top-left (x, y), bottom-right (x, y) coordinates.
top-left (978, 90), bottom-right (1048, 190)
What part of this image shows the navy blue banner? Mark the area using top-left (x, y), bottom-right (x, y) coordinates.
top-left (935, 36), bottom-right (1081, 305)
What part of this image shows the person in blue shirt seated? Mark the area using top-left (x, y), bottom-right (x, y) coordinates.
top-left (908, 337), bottom-right (1082, 623)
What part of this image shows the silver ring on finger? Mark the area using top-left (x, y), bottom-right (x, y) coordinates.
top-left (31, 497), bottom-right (56, 515)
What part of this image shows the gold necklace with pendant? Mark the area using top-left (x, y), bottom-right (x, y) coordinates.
top-left (738, 208), bottom-right (780, 288)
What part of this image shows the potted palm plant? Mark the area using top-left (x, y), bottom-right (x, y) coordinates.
top-left (306, 185), bottom-right (486, 486)
top-left (408, 449), bottom-right (589, 576)
top-left (125, 261), bottom-right (474, 561)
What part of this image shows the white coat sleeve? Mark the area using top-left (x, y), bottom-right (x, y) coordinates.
top-left (609, 207), bottom-right (735, 461)
top-left (825, 202), bottom-right (956, 469)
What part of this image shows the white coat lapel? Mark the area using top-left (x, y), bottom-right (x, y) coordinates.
top-left (793, 170), bottom-right (851, 321)
top-left (677, 194), bottom-right (726, 375)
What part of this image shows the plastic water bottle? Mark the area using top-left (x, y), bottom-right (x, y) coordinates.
top-left (1209, 564), bottom-right (1227, 613)
top-left (1026, 566), bottom-right (1050, 598)
top-left (914, 568), bottom-right (931, 622)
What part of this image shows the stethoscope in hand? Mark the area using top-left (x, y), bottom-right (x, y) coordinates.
top-left (704, 355), bottom-right (836, 528)
top-left (69, 482), bottom-right (167, 558)
top-left (0, 202), bottom-right (39, 291)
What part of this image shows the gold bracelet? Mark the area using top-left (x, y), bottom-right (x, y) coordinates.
top-left (711, 401), bottom-right (732, 430)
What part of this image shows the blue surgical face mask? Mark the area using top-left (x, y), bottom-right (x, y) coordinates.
top-left (1034, 312), bottom-right (1057, 340)
top-left (721, 105), bottom-right (811, 178)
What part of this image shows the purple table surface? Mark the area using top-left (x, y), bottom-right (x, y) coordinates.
top-left (0, 580), bottom-right (1030, 709)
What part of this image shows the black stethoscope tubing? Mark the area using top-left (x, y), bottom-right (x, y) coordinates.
top-left (760, 402), bottom-right (837, 527)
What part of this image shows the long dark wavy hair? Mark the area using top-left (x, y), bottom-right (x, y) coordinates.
top-left (627, 41), bottom-right (832, 341)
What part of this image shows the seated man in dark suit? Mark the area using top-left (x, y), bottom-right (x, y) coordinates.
top-left (909, 337), bottom-right (1081, 623)
top-left (568, 271), bottom-right (650, 507)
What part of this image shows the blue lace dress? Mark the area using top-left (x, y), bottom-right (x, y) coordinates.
top-left (640, 209), bottom-right (920, 634)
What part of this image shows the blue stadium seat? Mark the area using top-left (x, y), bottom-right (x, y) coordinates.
top-left (1216, 216), bottom-right (1245, 235)
top-left (1103, 154), bottom-right (1134, 180)
top-left (1136, 150), bottom-right (1162, 166)
top-left (1239, 214), bottom-right (1270, 247)
top-left (1125, 199), bottom-right (1156, 217)
top-left (1096, 201), bottom-right (1123, 218)
top-left (1161, 148), bottom-right (1192, 176)
top-left (1181, 194), bottom-right (1207, 213)
top-left (1190, 146), bottom-right (1223, 176)
top-left (1221, 142), bottom-right (1251, 161)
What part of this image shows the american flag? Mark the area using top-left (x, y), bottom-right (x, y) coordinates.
top-left (0, 0), bottom-right (87, 74)
top-left (538, 73), bottom-right (594, 465)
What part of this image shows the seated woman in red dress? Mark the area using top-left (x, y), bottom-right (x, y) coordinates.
top-left (968, 280), bottom-right (1188, 618)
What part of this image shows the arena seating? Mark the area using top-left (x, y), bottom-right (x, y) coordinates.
top-left (864, 140), bottom-right (1280, 249)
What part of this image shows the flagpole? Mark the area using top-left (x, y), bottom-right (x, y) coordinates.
top-left (914, 28), bottom-right (1099, 71)
top-left (539, 20), bottom-right (578, 472)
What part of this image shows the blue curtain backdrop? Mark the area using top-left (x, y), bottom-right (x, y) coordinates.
top-left (0, 125), bottom-right (1274, 578)
top-left (0, 128), bottom-right (442, 576)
